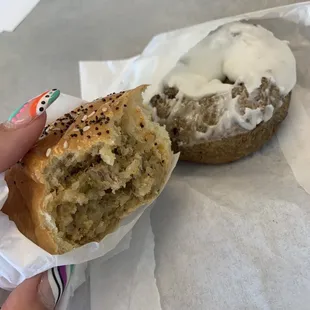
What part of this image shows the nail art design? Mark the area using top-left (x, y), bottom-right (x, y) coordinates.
top-left (48, 265), bottom-right (75, 306)
top-left (8, 89), bottom-right (60, 124)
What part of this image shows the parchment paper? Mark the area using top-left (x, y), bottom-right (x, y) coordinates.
top-left (76, 2), bottom-right (310, 309)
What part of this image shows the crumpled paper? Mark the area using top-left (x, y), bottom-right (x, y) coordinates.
top-left (76, 2), bottom-right (310, 310)
top-left (0, 92), bottom-right (179, 292)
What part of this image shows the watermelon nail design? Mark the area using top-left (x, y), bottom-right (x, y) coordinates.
top-left (8, 89), bottom-right (60, 125)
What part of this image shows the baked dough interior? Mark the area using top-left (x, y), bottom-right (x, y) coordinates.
top-left (37, 91), bottom-right (171, 249)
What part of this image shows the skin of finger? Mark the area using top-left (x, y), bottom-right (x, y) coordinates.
top-left (0, 113), bottom-right (47, 173)
top-left (1, 274), bottom-right (48, 310)
top-left (0, 114), bottom-right (49, 309)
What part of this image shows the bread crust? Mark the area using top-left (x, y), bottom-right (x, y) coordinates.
top-left (3, 167), bottom-right (37, 244)
top-left (177, 93), bottom-right (291, 164)
top-left (4, 85), bottom-right (173, 254)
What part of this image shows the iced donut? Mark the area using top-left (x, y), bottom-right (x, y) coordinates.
top-left (143, 22), bottom-right (297, 164)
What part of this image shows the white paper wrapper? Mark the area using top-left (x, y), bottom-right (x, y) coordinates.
top-left (0, 93), bottom-right (179, 291)
top-left (76, 2), bottom-right (310, 309)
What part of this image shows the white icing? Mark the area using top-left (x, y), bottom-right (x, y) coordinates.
top-left (164, 22), bottom-right (296, 96)
top-left (143, 22), bottom-right (297, 140)
top-left (165, 75), bottom-right (234, 98)
top-left (264, 105), bottom-right (275, 122)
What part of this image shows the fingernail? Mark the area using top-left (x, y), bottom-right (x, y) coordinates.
top-left (38, 265), bottom-right (74, 309)
top-left (7, 89), bottom-right (60, 127)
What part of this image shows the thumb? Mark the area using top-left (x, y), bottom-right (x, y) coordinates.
top-left (0, 114), bottom-right (47, 173)
top-left (2, 266), bottom-right (74, 310)
top-left (2, 274), bottom-right (48, 310)
top-left (0, 89), bottom-right (60, 173)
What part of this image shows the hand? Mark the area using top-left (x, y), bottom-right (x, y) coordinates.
top-left (0, 91), bottom-right (71, 310)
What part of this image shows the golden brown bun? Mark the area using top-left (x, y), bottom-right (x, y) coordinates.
top-left (178, 94), bottom-right (290, 164)
top-left (3, 168), bottom-right (37, 244)
top-left (4, 86), bottom-right (173, 254)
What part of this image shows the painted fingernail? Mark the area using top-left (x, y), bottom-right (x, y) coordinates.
top-left (8, 89), bottom-right (60, 126)
top-left (38, 265), bottom-right (74, 309)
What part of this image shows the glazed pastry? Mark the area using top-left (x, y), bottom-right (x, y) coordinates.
top-left (143, 22), bottom-right (297, 164)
